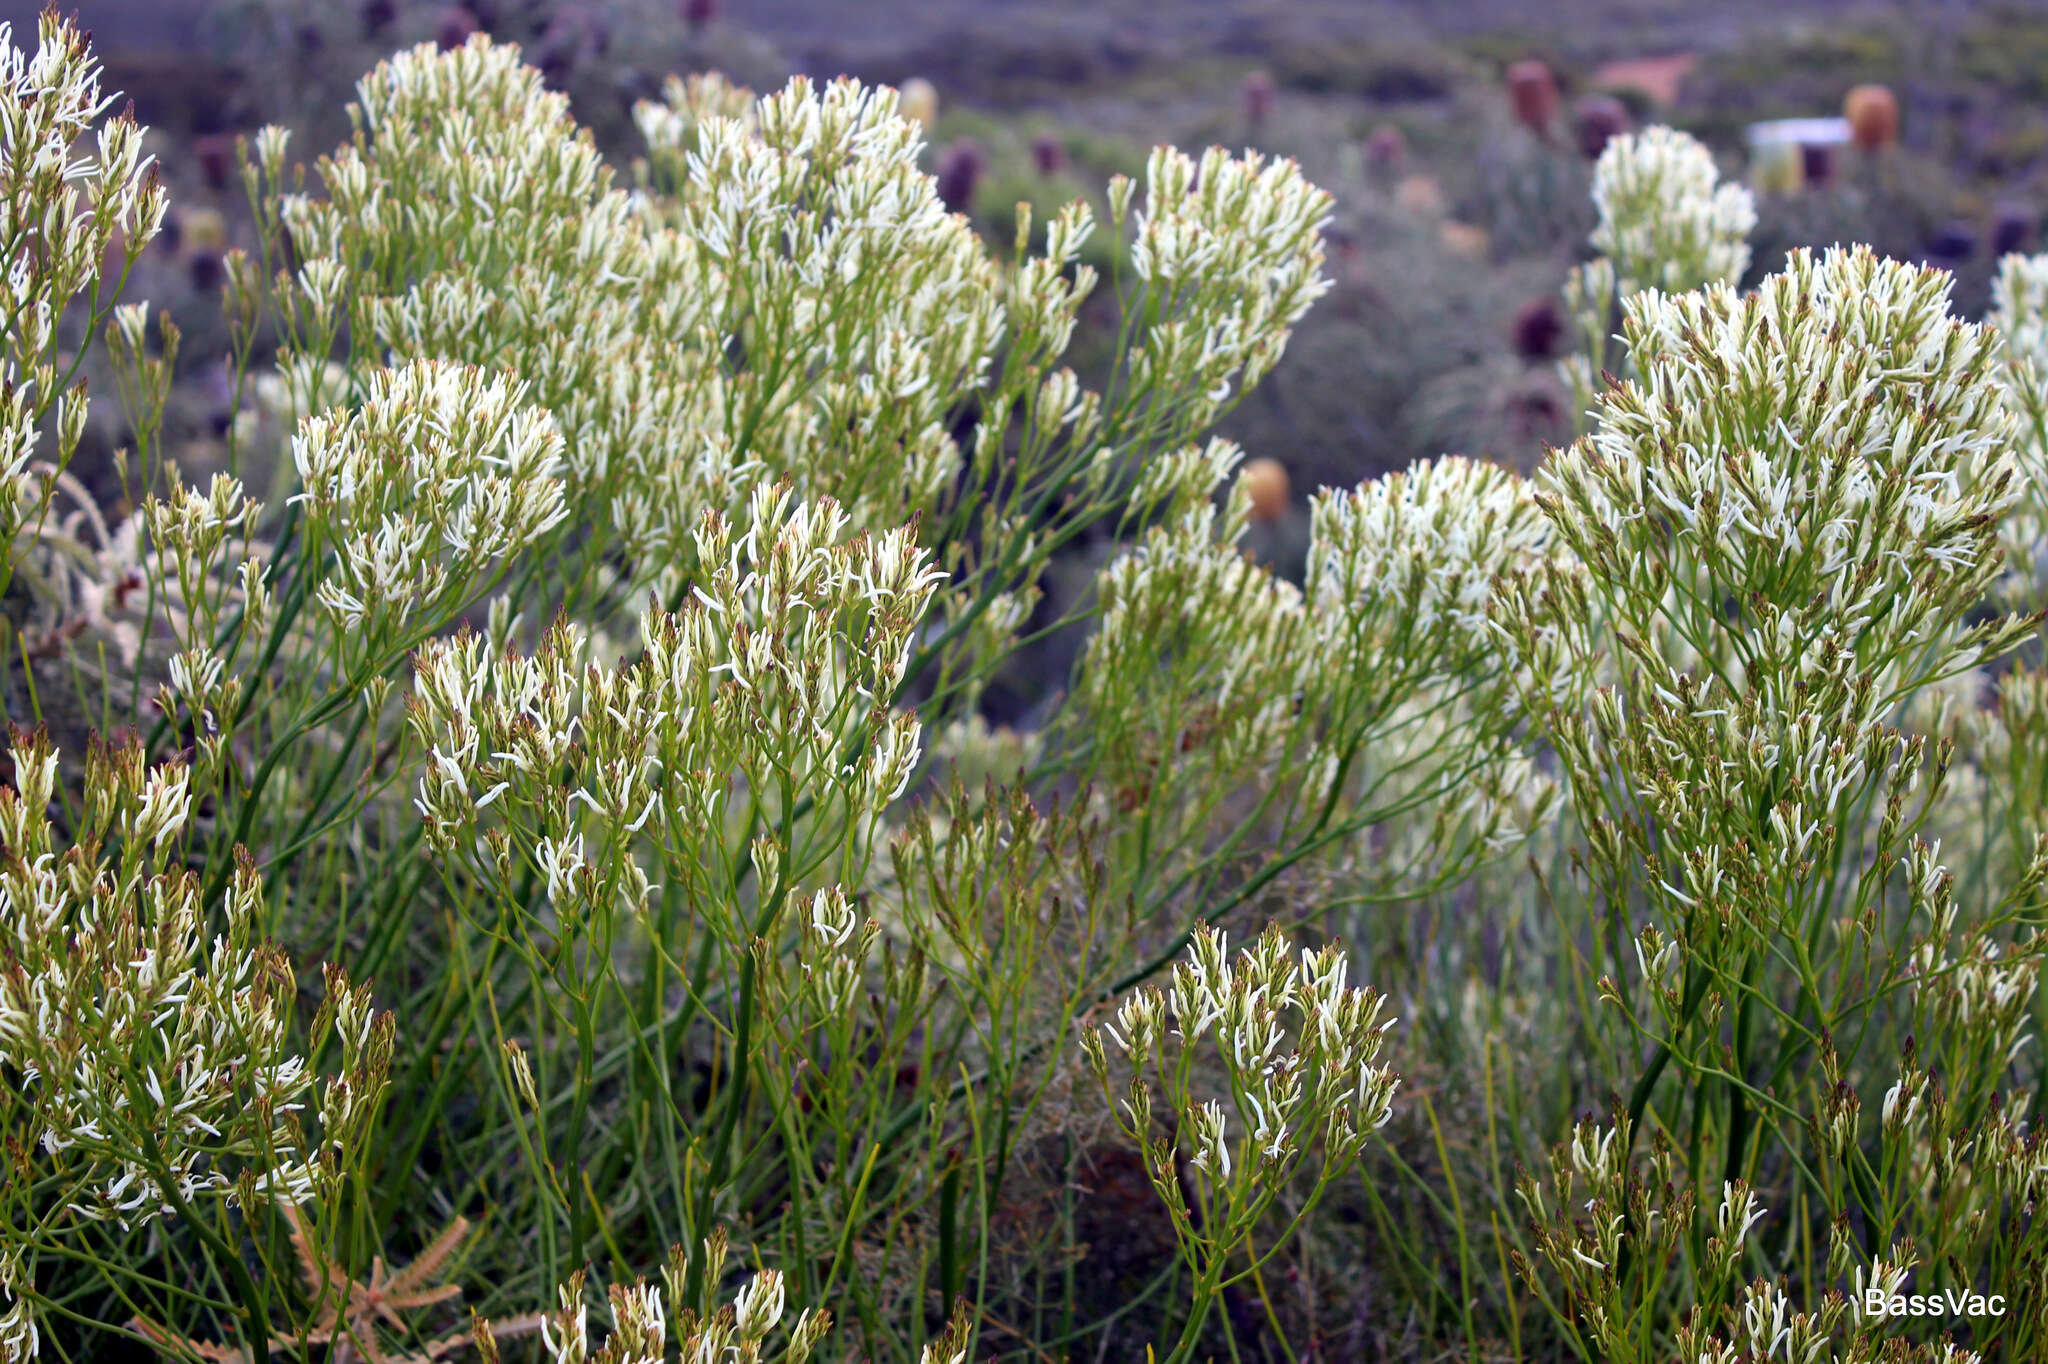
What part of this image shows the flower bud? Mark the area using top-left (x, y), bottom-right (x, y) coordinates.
top-left (1573, 94), bottom-right (1631, 160)
top-left (898, 76), bottom-right (938, 129)
top-left (1031, 130), bottom-right (1066, 176)
top-left (1844, 83), bottom-right (1899, 151)
top-left (1506, 59), bottom-right (1559, 135)
top-left (935, 138), bottom-right (984, 214)
top-left (1511, 295), bottom-right (1566, 360)
top-left (734, 1270), bottom-right (784, 1341)
top-left (1241, 457), bottom-right (1290, 523)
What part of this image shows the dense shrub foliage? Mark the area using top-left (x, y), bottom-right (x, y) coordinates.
top-left (3, 13), bottom-right (2048, 1364)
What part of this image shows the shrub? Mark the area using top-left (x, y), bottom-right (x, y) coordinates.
top-left (5, 13), bottom-right (2048, 1364)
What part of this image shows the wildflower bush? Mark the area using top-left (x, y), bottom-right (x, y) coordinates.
top-left (5, 11), bottom-right (2048, 1364)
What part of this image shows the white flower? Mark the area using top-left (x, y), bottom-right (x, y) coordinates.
top-left (1588, 125), bottom-right (1754, 294)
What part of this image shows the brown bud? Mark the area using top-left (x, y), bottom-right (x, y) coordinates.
top-left (1844, 84), bottom-right (1899, 151)
top-left (1242, 457), bottom-right (1289, 523)
top-left (1505, 59), bottom-right (1559, 135)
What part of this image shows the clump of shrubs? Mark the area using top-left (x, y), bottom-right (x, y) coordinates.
top-left (4, 14), bottom-right (2048, 1364)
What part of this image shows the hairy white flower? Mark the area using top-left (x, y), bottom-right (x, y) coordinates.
top-left (1588, 126), bottom-right (1754, 295)
top-left (294, 360), bottom-right (567, 648)
top-left (1712, 1180), bottom-right (1766, 1250)
top-left (411, 491), bottom-right (939, 932)
top-left (1090, 925), bottom-right (1399, 1252)
top-left (1187, 1099), bottom-right (1232, 1180)
top-left (797, 887), bottom-right (878, 1017)
top-left (524, 1264), bottom-right (822, 1364)
top-left (0, 12), bottom-right (165, 554)
top-left (1988, 250), bottom-right (2048, 608)
top-left (1125, 144), bottom-right (1332, 408)
top-left (733, 1269), bottom-right (784, 1342)
top-left (0, 731), bottom-right (388, 1259)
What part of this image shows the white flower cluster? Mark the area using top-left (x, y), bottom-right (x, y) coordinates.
top-left (1587, 125), bottom-right (1755, 296)
top-left (279, 40), bottom-right (1008, 614)
top-left (0, 733), bottom-right (389, 1355)
top-left (1075, 928), bottom-right (1397, 1348)
top-left (1508, 248), bottom-right (2036, 980)
top-left (1558, 125), bottom-right (1754, 428)
top-left (274, 33), bottom-right (1338, 692)
top-left (1078, 494), bottom-right (1310, 791)
top-left (1308, 454), bottom-right (1551, 661)
top-left (292, 359), bottom-right (569, 648)
top-left (649, 74), bottom-right (1010, 524)
top-left (1677, 1259), bottom-right (1985, 1364)
top-left (282, 35), bottom-right (721, 591)
top-left (1508, 240), bottom-right (2048, 1363)
top-left (1521, 1118), bottom-right (1983, 1364)
top-left (630, 71), bottom-right (755, 157)
top-left (1124, 145), bottom-right (1333, 418)
top-left (1540, 246), bottom-right (2028, 703)
top-left (1083, 925), bottom-right (1399, 1234)
top-left (1516, 1115), bottom-right (1669, 1344)
top-left (1077, 453), bottom-right (1556, 879)
top-left (795, 885), bottom-right (880, 1019)
top-left (1988, 251), bottom-right (2048, 606)
top-left (509, 1237), bottom-right (829, 1364)
top-left (0, 12), bottom-right (165, 554)
top-left (409, 487), bottom-right (942, 911)
top-left (137, 473), bottom-right (267, 737)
